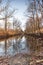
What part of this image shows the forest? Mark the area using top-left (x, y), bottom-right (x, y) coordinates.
top-left (0, 0), bottom-right (43, 38)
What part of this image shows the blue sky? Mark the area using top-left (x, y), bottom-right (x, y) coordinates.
top-left (13, 0), bottom-right (27, 30)
top-left (0, 0), bottom-right (42, 30)
top-left (0, 0), bottom-right (27, 30)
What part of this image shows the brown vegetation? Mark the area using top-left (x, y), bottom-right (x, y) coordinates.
top-left (25, 0), bottom-right (43, 36)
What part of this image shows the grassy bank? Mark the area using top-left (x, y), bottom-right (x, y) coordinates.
top-left (0, 29), bottom-right (22, 39)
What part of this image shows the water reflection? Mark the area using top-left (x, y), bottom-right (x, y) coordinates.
top-left (26, 36), bottom-right (43, 56)
top-left (0, 36), bottom-right (43, 56)
top-left (0, 36), bottom-right (43, 64)
top-left (0, 36), bottom-right (43, 57)
top-left (0, 41), bottom-right (5, 56)
top-left (0, 36), bottom-right (29, 56)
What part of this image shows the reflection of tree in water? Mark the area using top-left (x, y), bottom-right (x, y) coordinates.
top-left (12, 35), bottom-right (23, 53)
top-left (26, 36), bottom-right (43, 56)
top-left (0, 36), bottom-right (43, 65)
top-left (5, 39), bottom-right (7, 55)
top-left (4, 36), bottom-right (43, 56)
top-left (4, 35), bottom-right (23, 55)
top-left (25, 36), bottom-right (43, 65)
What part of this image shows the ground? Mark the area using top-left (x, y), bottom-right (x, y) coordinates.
top-left (0, 53), bottom-right (43, 65)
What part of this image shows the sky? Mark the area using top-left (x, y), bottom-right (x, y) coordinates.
top-left (14, 0), bottom-right (27, 30)
top-left (0, 0), bottom-right (43, 30)
top-left (0, 0), bottom-right (28, 30)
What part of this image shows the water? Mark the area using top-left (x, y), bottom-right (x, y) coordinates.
top-left (0, 35), bottom-right (43, 65)
top-left (0, 36), bottom-right (29, 56)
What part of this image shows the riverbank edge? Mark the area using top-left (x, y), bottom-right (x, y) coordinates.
top-left (24, 33), bottom-right (43, 39)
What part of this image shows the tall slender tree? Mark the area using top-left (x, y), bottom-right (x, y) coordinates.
top-left (0, 0), bottom-right (15, 31)
top-left (26, 0), bottom-right (43, 34)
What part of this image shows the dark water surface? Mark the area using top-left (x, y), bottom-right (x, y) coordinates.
top-left (0, 35), bottom-right (43, 65)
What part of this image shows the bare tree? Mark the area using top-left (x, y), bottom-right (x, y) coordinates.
top-left (0, 0), bottom-right (15, 30)
top-left (26, 0), bottom-right (36, 33)
top-left (26, 0), bottom-right (43, 34)
top-left (13, 18), bottom-right (21, 31)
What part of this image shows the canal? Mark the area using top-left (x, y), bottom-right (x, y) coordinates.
top-left (0, 35), bottom-right (43, 65)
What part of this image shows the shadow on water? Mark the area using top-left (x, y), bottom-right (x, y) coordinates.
top-left (0, 35), bottom-right (43, 65)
